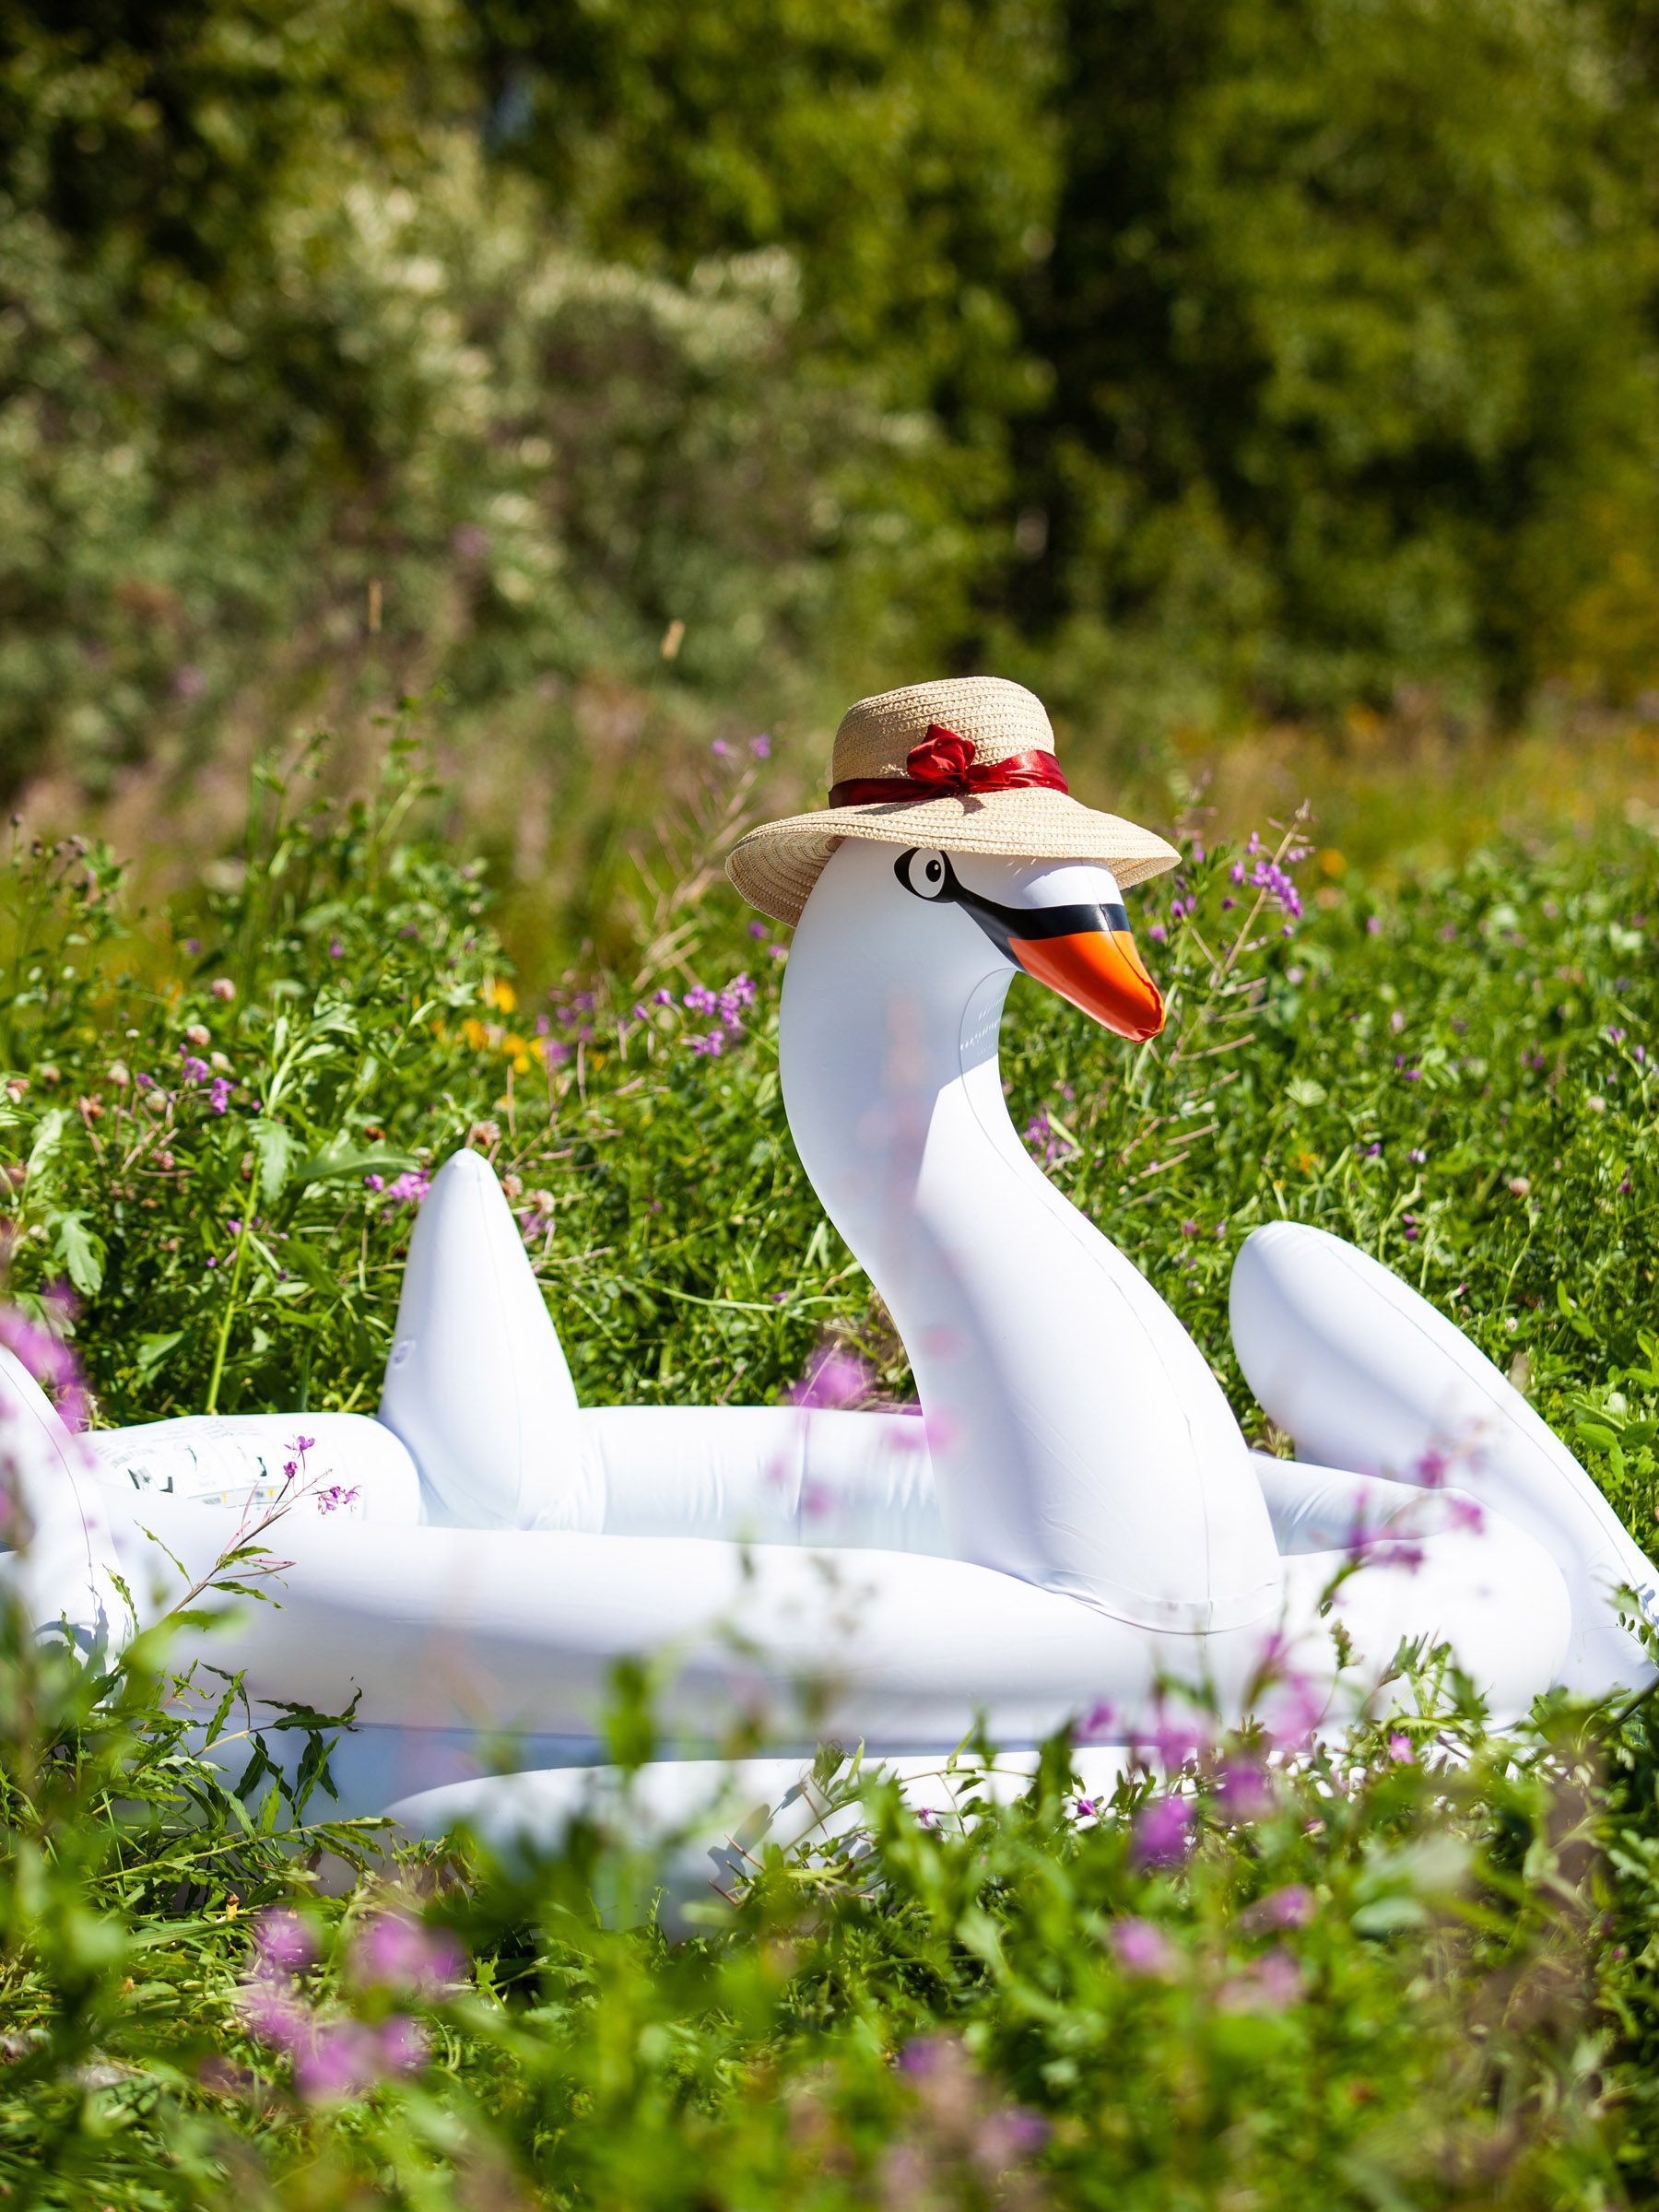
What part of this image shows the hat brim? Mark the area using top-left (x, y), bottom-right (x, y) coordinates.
top-left (726, 790), bottom-right (1182, 927)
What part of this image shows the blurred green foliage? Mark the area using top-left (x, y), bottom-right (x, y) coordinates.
top-left (4, 0), bottom-right (1659, 802)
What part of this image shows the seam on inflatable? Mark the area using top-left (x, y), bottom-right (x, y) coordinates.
top-left (477, 1166), bottom-right (526, 1527)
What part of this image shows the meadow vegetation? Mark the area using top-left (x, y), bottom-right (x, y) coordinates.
top-left (9, 1), bottom-right (1659, 2198)
top-left (0, 737), bottom-right (1657, 2205)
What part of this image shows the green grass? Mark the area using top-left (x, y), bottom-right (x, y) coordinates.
top-left (2, 733), bottom-right (1659, 2206)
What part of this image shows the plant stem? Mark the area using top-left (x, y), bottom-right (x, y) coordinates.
top-left (204, 1188), bottom-right (258, 1416)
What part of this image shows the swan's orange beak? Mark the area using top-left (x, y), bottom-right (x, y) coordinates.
top-left (1010, 924), bottom-right (1166, 1042)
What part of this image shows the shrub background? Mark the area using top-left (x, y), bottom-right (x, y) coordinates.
top-left (6, 0), bottom-right (1659, 814)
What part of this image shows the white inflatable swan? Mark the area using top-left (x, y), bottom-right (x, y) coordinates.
top-left (1, 839), bottom-right (1651, 1853)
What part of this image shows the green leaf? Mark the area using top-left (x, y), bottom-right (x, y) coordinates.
top-left (27, 1107), bottom-right (66, 1184)
top-left (135, 1331), bottom-right (184, 1382)
top-left (250, 1116), bottom-right (295, 1201)
top-left (291, 1145), bottom-right (417, 1190)
top-left (53, 1207), bottom-right (104, 1295)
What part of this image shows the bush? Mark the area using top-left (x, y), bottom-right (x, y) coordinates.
top-left (9, 0), bottom-right (1659, 808)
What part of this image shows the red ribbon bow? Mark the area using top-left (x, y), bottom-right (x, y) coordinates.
top-left (830, 722), bottom-right (1068, 809)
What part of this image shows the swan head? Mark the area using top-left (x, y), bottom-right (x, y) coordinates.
top-left (889, 845), bottom-right (1165, 1041)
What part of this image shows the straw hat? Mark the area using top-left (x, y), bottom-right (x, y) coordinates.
top-left (726, 677), bottom-right (1181, 925)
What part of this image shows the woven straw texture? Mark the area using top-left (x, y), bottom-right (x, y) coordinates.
top-left (726, 677), bottom-right (1181, 925)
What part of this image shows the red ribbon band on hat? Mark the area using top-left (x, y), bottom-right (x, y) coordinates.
top-left (829, 722), bottom-right (1068, 809)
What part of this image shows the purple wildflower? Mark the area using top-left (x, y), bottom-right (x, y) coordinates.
top-left (294, 2020), bottom-right (383, 2103)
top-left (350, 1912), bottom-right (465, 1994)
top-left (788, 1347), bottom-right (871, 1411)
top-left (378, 2016), bottom-right (428, 2074)
top-left (208, 1077), bottom-right (232, 1114)
top-left (1220, 1949), bottom-right (1305, 2011)
top-left (1023, 1109), bottom-right (1074, 1165)
top-left (1260, 1672), bottom-right (1325, 1749)
top-left (253, 1909), bottom-right (317, 1973)
top-left (315, 1486), bottom-right (359, 1514)
top-left (1132, 1793), bottom-right (1194, 1868)
top-left (240, 1981), bottom-right (312, 2056)
top-left (977, 2107), bottom-right (1051, 2164)
top-left (1137, 1710), bottom-right (1209, 1772)
top-left (0, 1308), bottom-right (90, 1433)
top-left (1109, 1917), bottom-right (1174, 1975)
top-left (749, 734), bottom-right (771, 759)
top-left (1217, 1758), bottom-right (1273, 1821)
top-left (1241, 1884), bottom-right (1314, 1932)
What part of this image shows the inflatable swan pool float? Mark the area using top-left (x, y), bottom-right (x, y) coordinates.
top-left (3, 680), bottom-right (1653, 1859)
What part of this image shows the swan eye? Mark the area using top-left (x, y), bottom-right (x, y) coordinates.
top-left (897, 848), bottom-right (952, 901)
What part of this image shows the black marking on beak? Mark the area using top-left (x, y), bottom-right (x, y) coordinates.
top-left (894, 847), bottom-right (1129, 956)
